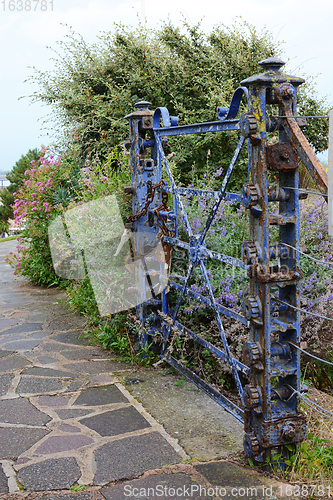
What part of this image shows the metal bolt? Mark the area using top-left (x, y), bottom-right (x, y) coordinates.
top-left (282, 423), bottom-right (296, 441)
top-left (280, 152), bottom-right (290, 161)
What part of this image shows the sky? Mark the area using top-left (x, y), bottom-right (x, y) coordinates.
top-left (0, 0), bottom-right (332, 173)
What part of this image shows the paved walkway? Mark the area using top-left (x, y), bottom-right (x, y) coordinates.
top-left (0, 240), bottom-right (290, 500)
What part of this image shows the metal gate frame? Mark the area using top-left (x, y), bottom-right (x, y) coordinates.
top-left (124, 57), bottom-right (328, 463)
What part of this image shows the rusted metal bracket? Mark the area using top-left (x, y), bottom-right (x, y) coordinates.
top-left (276, 83), bottom-right (328, 195)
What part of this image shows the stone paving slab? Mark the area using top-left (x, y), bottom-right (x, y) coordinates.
top-left (0, 398), bottom-right (51, 426)
top-left (0, 374), bottom-right (14, 396)
top-left (62, 361), bottom-right (130, 374)
top-left (0, 428), bottom-right (50, 459)
top-left (195, 461), bottom-right (264, 488)
top-left (34, 343), bottom-right (77, 353)
top-left (55, 409), bottom-right (92, 420)
top-left (93, 432), bottom-right (182, 485)
top-left (73, 385), bottom-right (128, 406)
top-left (31, 356), bottom-right (59, 364)
top-left (59, 350), bottom-right (107, 361)
top-left (50, 332), bottom-right (87, 345)
top-left (48, 318), bottom-right (87, 332)
top-left (34, 434), bottom-right (95, 455)
top-left (0, 465), bottom-right (9, 493)
top-left (57, 424), bottom-right (81, 433)
top-left (0, 324), bottom-right (43, 335)
top-left (3, 340), bottom-right (42, 351)
top-left (17, 458), bottom-right (81, 491)
top-left (22, 368), bottom-right (75, 378)
top-left (0, 320), bottom-right (19, 331)
top-left (17, 376), bottom-right (64, 394)
top-left (101, 472), bottom-right (212, 500)
top-left (80, 406), bottom-right (151, 436)
top-left (38, 396), bottom-right (71, 407)
top-left (0, 355), bottom-right (31, 373)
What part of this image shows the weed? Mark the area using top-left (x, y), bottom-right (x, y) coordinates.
top-left (174, 376), bottom-right (187, 387)
top-left (70, 485), bottom-right (87, 492)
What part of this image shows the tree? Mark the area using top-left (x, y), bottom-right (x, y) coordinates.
top-left (0, 149), bottom-right (41, 224)
top-left (27, 20), bottom-right (330, 189)
top-left (0, 220), bottom-right (8, 238)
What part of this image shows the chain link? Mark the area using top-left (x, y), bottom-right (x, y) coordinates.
top-left (127, 180), bottom-right (166, 223)
top-left (127, 179), bottom-right (172, 263)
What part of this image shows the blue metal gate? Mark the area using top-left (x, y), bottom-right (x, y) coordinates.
top-left (124, 57), bottom-right (328, 463)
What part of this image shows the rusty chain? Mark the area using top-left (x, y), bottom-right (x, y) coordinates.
top-left (127, 180), bottom-right (166, 223)
top-left (127, 179), bottom-right (172, 263)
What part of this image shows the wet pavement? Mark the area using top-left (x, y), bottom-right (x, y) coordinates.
top-left (0, 240), bottom-right (292, 499)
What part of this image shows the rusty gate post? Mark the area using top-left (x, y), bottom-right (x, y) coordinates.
top-left (240, 58), bottom-right (307, 464)
top-left (124, 101), bottom-right (164, 348)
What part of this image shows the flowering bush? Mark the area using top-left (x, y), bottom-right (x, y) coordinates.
top-left (5, 147), bottom-right (81, 285)
top-left (6, 147), bottom-right (131, 288)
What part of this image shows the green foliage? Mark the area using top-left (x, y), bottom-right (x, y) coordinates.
top-left (70, 485), bottom-right (87, 492)
top-left (0, 220), bottom-right (9, 237)
top-left (0, 149), bottom-right (41, 223)
top-left (301, 433), bottom-right (333, 473)
top-left (28, 20), bottom-right (330, 190)
top-left (297, 83), bottom-right (331, 154)
top-left (67, 277), bottom-right (100, 321)
top-left (0, 235), bottom-right (17, 242)
top-left (174, 376), bottom-right (186, 387)
top-left (28, 20), bottom-right (279, 189)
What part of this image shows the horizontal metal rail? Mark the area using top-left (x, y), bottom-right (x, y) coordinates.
top-left (154, 120), bottom-right (239, 137)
